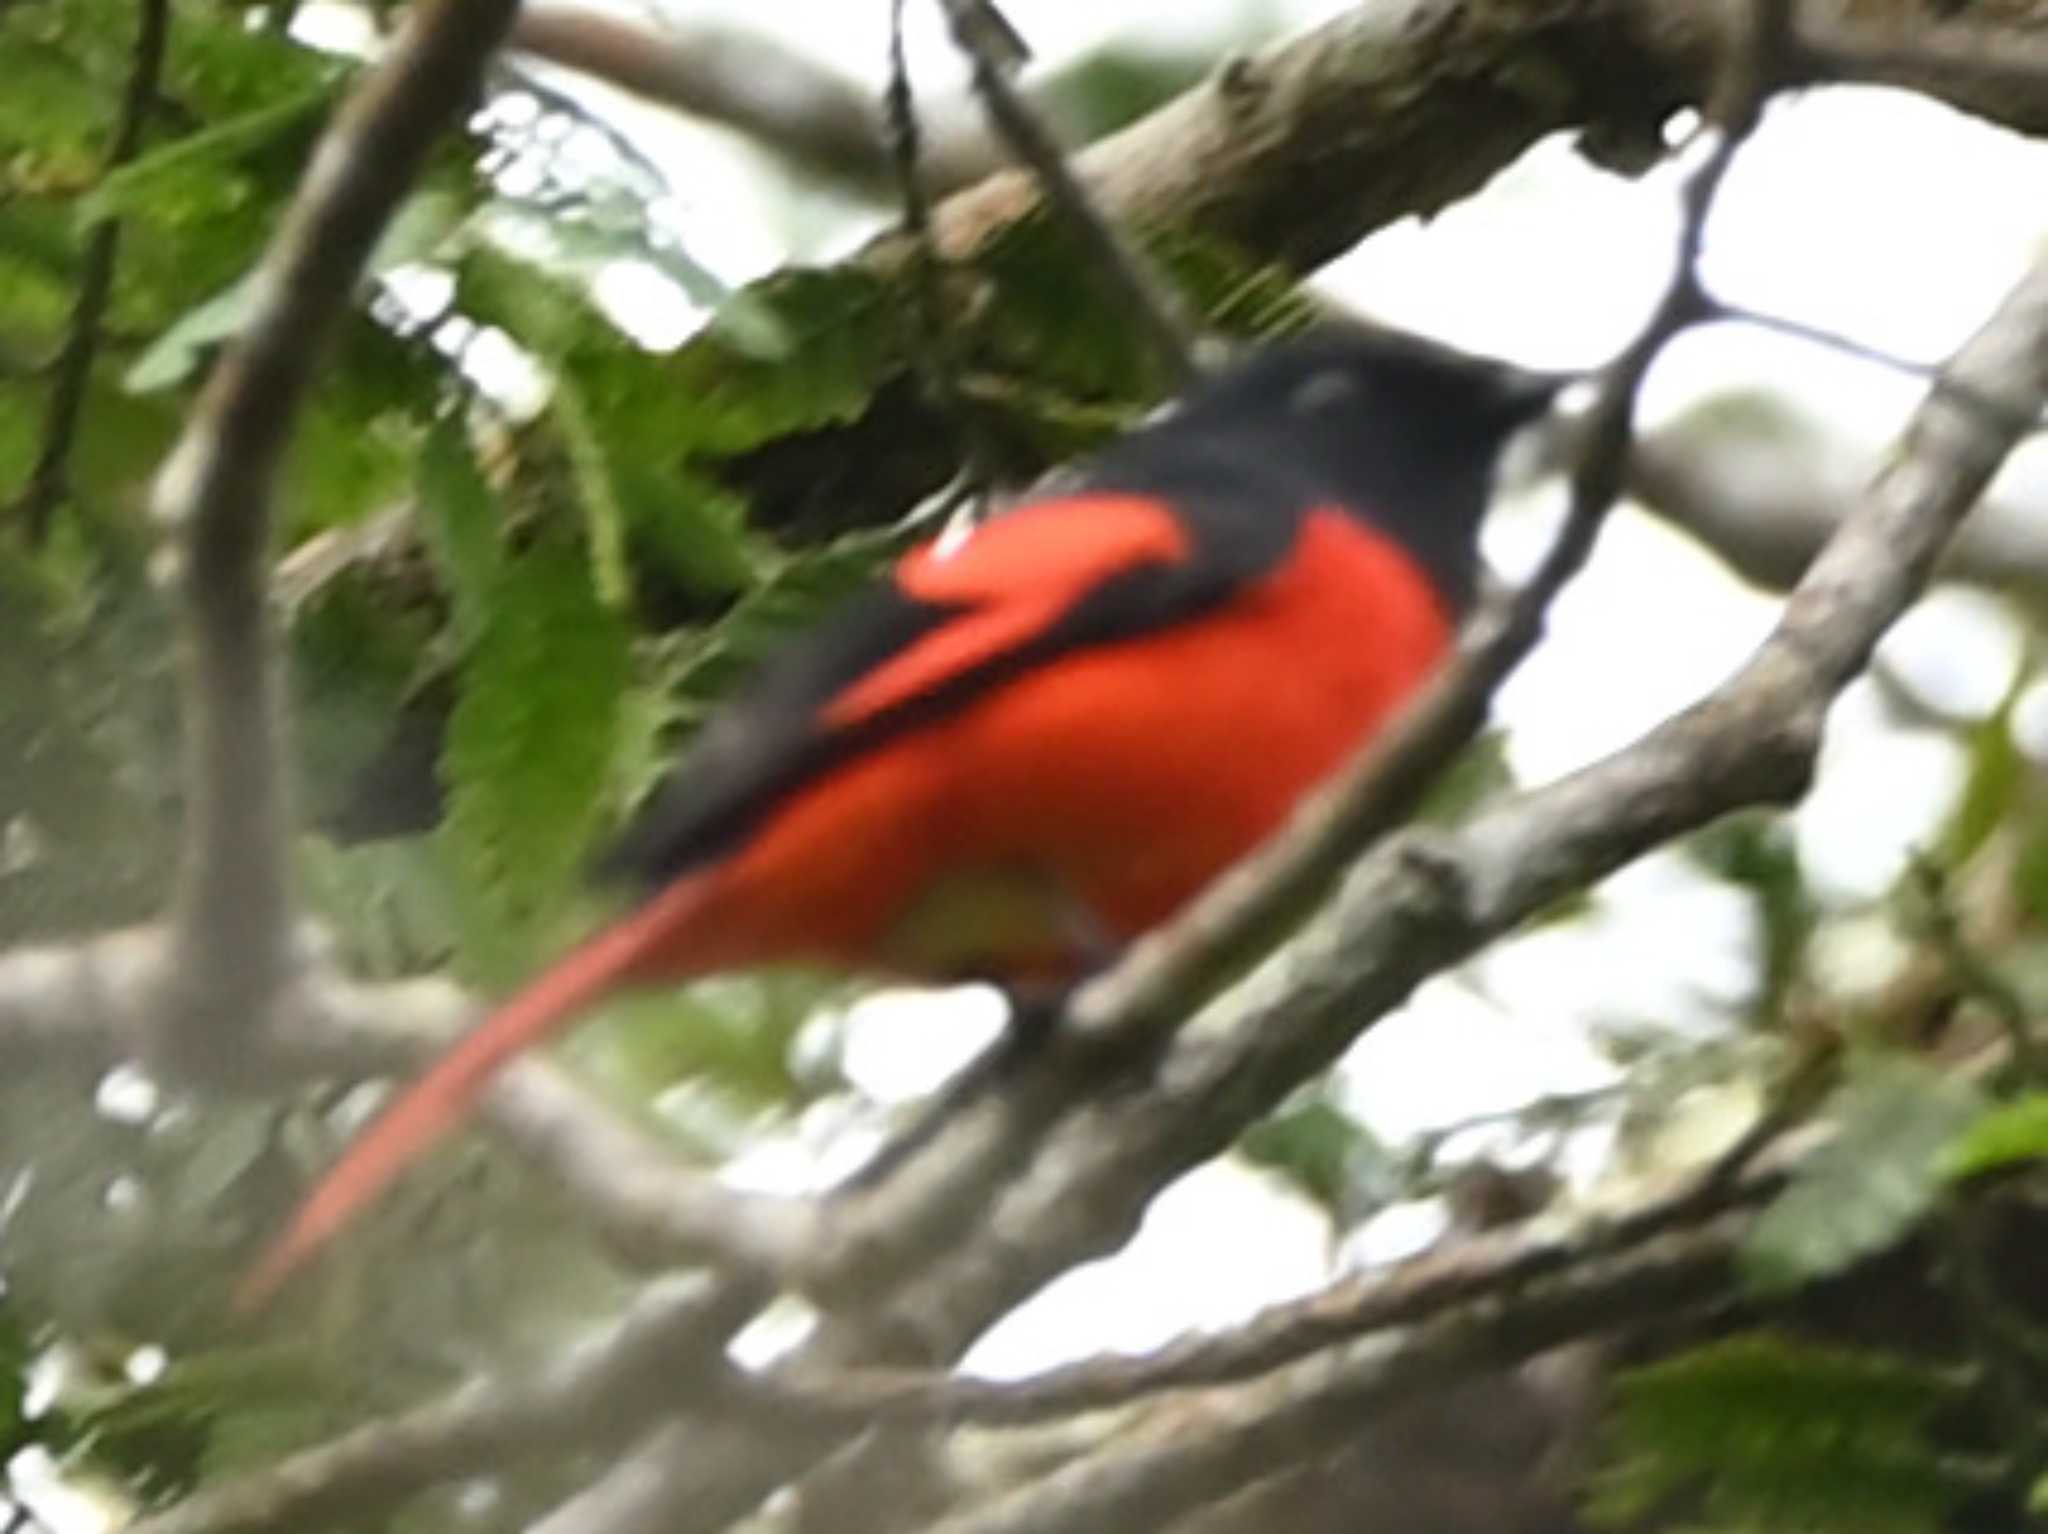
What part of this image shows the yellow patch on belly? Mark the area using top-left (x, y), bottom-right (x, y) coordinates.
top-left (879, 863), bottom-right (1102, 982)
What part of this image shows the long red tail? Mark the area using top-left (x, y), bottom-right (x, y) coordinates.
top-left (238, 874), bottom-right (718, 1308)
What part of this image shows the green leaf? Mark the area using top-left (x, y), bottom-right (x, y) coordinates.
top-left (296, 837), bottom-right (460, 980)
top-left (551, 370), bottom-right (632, 611)
top-left (439, 533), bottom-right (631, 981)
top-left (1943, 710), bottom-right (2023, 865)
top-left (1588, 1332), bottom-right (1985, 1533)
top-left (659, 520), bottom-right (909, 716)
top-left (565, 972), bottom-right (837, 1110)
top-left (1689, 812), bottom-right (1813, 1015)
top-left (555, 353), bottom-right (760, 601)
top-left (123, 271), bottom-right (262, 393)
top-left (1742, 1054), bottom-right (1985, 1294)
top-left (368, 188), bottom-right (466, 277)
top-left (81, 79), bottom-right (339, 226)
top-left (415, 413), bottom-right (502, 644)
top-left (1240, 1093), bottom-right (1391, 1215)
top-left (1942, 1092), bottom-right (2048, 1181)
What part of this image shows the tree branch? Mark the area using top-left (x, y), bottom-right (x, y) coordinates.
top-left (123, 1275), bottom-right (769, 1534)
top-left (933, 0), bottom-right (1202, 388)
top-left (149, 0), bottom-right (523, 1082)
top-left (0, 932), bottom-right (814, 1279)
top-left (903, 1219), bottom-right (1741, 1534)
top-left (715, 226), bottom-right (2048, 1534)
top-left (16, 5), bottom-right (2048, 1533)
top-left (792, 0), bottom-right (1788, 1322)
top-left (746, 1157), bottom-right (1787, 1429)
top-left (505, 6), bottom-right (1012, 198)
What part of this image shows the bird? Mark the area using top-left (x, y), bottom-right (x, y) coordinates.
top-left (241, 325), bottom-right (1560, 1304)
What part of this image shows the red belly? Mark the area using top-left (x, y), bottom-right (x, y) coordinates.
top-left (646, 510), bottom-right (1453, 981)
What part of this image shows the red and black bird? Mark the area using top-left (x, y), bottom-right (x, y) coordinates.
top-left (244, 326), bottom-right (1559, 1301)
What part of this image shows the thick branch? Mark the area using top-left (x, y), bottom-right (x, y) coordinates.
top-left (150, 0), bottom-right (522, 1080)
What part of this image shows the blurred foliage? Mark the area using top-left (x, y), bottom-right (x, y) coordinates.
top-left (1588, 1333), bottom-right (1997, 1533)
top-left (1742, 1052), bottom-right (1986, 1295)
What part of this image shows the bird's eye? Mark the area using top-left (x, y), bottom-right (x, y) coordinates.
top-left (1289, 370), bottom-right (1358, 414)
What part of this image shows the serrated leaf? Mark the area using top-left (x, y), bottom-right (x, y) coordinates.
top-left (439, 534), bottom-right (630, 980)
top-left (1589, 1332), bottom-right (1983, 1533)
top-left (1742, 1054), bottom-right (1985, 1294)
top-left (415, 413), bottom-right (502, 644)
top-left (1942, 1092), bottom-right (2048, 1181)
top-left (555, 360), bottom-right (757, 600)
top-left (551, 370), bottom-right (631, 610)
top-left (82, 79), bottom-right (338, 226)
top-left (661, 521), bottom-right (907, 714)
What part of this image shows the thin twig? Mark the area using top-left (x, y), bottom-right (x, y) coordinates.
top-left (10, 0), bottom-right (168, 544)
top-left (748, 1157), bottom-right (1787, 1428)
top-left (888, 0), bottom-right (1005, 495)
top-left (931, 0), bottom-right (1202, 387)
top-left (1705, 293), bottom-right (2046, 437)
top-left (902, 1220), bottom-right (1745, 1534)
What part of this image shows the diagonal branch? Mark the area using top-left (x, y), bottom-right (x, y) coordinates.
top-left (148, 0), bottom-right (524, 1082)
top-left (932, 0), bottom-right (1202, 387)
top-left (794, 0), bottom-right (1792, 1318)
top-left (746, 1156), bottom-right (1789, 1429)
top-left (903, 1221), bottom-right (1745, 1534)
top-left (840, 223), bottom-right (2048, 1393)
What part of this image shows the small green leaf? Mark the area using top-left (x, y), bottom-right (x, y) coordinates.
top-left (415, 413), bottom-right (502, 643)
top-left (1943, 711), bottom-right (2023, 866)
top-left (123, 271), bottom-right (263, 393)
top-left (368, 189), bottom-right (464, 277)
top-left (1742, 1054), bottom-right (1985, 1294)
top-left (1589, 1332), bottom-right (1983, 1533)
top-left (551, 370), bottom-right (631, 611)
top-left (439, 533), bottom-right (630, 981)
top-left (1942, 1092), bottom-right (2048, 1181)
top-left (1241, 1094), bottom-right (1391, 1215)
top-left (82, 79), bottom-right (339, 226)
